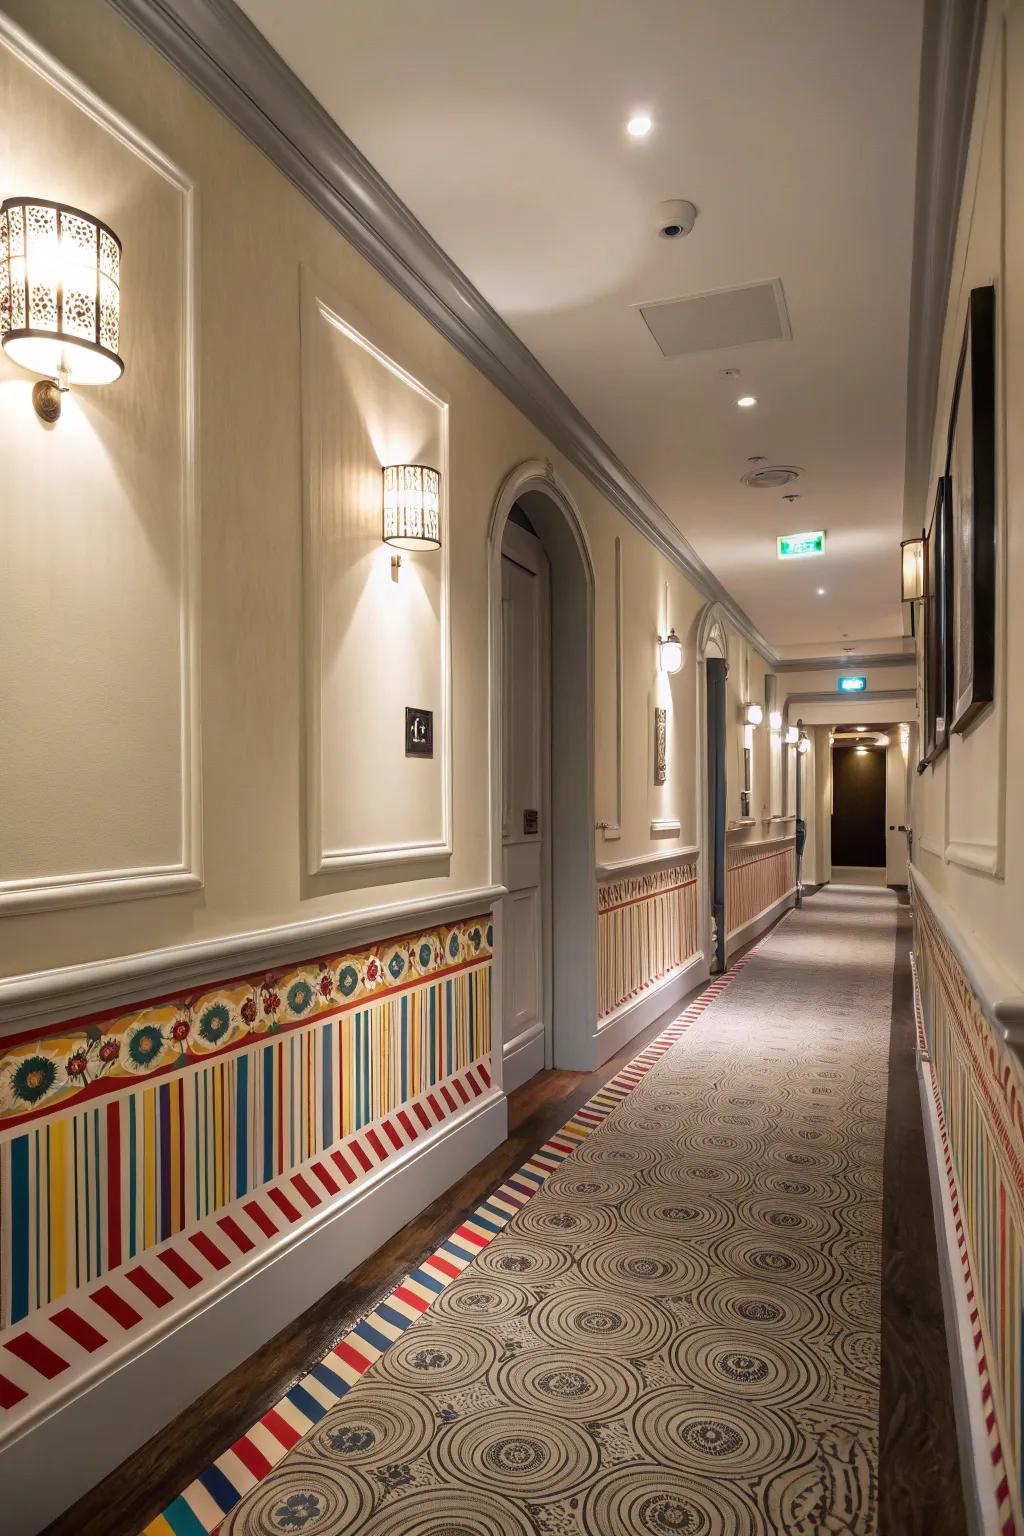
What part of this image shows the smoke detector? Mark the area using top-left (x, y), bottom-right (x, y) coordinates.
top-left (740, 464), bottom-right (802, 490)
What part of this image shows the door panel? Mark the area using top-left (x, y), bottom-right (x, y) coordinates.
top-left (831, 746), bottom-right (886, 866)
top-left (501, 524), bottom-right (549, 1087)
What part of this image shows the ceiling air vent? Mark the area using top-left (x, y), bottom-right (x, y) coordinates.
top-left (638, 278), bottom-right (791, 358)
top-left (740, 464), bottom-right (802, 490)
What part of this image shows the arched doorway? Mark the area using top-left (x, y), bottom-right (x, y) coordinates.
top-left (696, 603), bottom-right (730, 974)
top-left (489, 461), bottom-right (597, 1087)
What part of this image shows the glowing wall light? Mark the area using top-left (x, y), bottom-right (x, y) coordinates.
top-left (745, 703), bottom-right (763, 726)
top-left (900, 536), bottom-right (925, 603)
top-left (785, 725), bottom-right (799, 746)
top-left (658, 628), bottom-right (683, 674)
top-left (769, 710), bottom-right (783, 732)
top-left (1, 197), bottom-right (123, 421)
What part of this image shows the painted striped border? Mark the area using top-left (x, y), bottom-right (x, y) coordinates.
top-left (142, 948), bottom-right (763, 1534)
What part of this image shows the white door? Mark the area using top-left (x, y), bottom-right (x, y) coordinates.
top-left (501, 521), bottom-right (550, 1091)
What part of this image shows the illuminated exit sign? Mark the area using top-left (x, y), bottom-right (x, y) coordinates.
top-left (777, 530), bottom-right (825, 559)
top-left (838, 675), bottom-right (867, 693)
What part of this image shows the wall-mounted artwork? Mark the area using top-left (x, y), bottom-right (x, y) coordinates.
top-left (947, 284), bottom-right (996, 734)
top-left (923, 475), bottom-right (953, 762)
top-left (405, 706), bottom-right (433, 757)
top-left (654, 706), bottom-right (667, 785)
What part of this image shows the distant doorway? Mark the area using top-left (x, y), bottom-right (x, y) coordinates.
top-left (831, 745), bottom-right (885, 868)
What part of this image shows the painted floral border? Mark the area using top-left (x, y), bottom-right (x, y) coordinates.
top-left (0, 917), bottom-right (493, 1128)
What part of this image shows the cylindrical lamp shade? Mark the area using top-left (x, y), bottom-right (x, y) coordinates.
top-left (900, 536), bottom-right (925, 602)
top-left (382, 464), bottom-right (441, 551)
top-left (745, 703), bottom-right (763, 727)
top-left (0, 198), bottom-right (123, 385)
top-left (658, 628), bottom-right (683, 674)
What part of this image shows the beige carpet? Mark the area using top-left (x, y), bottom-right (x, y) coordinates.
top-left (222, 886), bottom-right (896, 1536)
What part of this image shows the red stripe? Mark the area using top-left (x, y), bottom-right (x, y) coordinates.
top-left (243, 1200), bottom-right (278, 1239)
top-left (334, 1340), bottom-right (372, 1375)
top-left (190, 1232), bottom-right (230, 1271)
top-left (91, 1285), bottom-right (142, 1330)
top-left (331, 1149), bottom-right (358, 1184)
top-left (392, 1285), bottom-right (429, 1313)
top-left (126, 1266), bottom-right (173, 1308)
top-left (348, 1140), bottom-right (373, 1173)
top-left (106, 1101), bottom-right (122, 1270)
top-left (397, 1110), bottom-right (417, 1140)
top-left (425, 1254), bottom-right (460, 1279)
top-left (440, 1084), bottom-right (458, 1113)
top-left (426, 1093), bottom-right (443, 1121)
top-left (413, 1102), bottom-right (432, 1130)
top-left (454, 1225), bottom-right (488, 1248)
top-left (158, 1248), bottom-right (202, 1289)
top-left (310, 1160), bottom-right (340, 1196)
top-left (291, 1174), bottom-right (321, 1209)
top-left (262, 1407), bottom-right (302, 1450)
top-left (478, 1061), bottom-right (491, 1086)
top-left (0, 1373), bottom-right (28, 1409)
top-left (464, 1068), bottom-right (481, 1095)
top-left (51, 1308), bottom-right (106, 1353)
top-left (216, 1214), bottom-right (255, 1254)
top-left (381, 1119), bottom-right (403, 1151)
top-left (230, 1434), bottom-right (272, 1481)
top-left (267, 1188), bottom-right (301, 1223)
top-left (365, 1128), bottom-right (388, 1161)
top-left (452, 1077), bottom-right (470, 1105)
top-left (4, 1333), bottom-right (69, 1379)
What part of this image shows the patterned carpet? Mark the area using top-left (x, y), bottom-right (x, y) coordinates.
top-left (221, 885), bottom-right (896, 1536)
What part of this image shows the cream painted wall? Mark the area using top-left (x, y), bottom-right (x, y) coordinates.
top-left (0, 0), bottom-right (736, 981)
top-left (911, 0), bottom-right (1024, 987)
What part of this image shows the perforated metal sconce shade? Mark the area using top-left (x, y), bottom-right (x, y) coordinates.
top-left (382, 464), bottom-right (441, 551)
top-left (0, 198), bottom-right (123, 387)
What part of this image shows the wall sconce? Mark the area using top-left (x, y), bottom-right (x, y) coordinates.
top-left (797, 733), bottom-right (811, 755)
top-left (769, 709), bottom-right (783, 732)
top-left (382, 464), bottom-right (441, 573)
top-left (658, 628), bottom-right (683, 674)
top-left (1, 197), bottom-right (123, 422)
top-left (785, 725), bottom-right (799, 746)
top-left (900, 535), bottom-right (925, 603)
top-left (745, 703), bottom-right (763, 727)
top-left (876, 733), bottom-right (891, 748)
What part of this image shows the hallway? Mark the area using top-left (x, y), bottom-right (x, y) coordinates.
top-left (129, 887), bottom-right (952, 1536)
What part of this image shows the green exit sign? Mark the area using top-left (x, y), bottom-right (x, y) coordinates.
top-left (777, 530), bottom-right (825, 559)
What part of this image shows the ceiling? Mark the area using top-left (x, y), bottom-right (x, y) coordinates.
top-left (240, 0), bottom-right (924, 654)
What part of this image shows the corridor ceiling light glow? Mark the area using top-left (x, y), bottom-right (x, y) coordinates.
top-left (777, 531), bottom-right (825, 559)
top-left (626, 114), bottom-right (652, 137)
top-left (769, 709), bottom-right (783, 732)
top-left (658, 628), bottom-right (683, 673)
top-left (900, 534), bottom-right (925, 602)
top-left (856, 744), bottom-right (869, 755)
top-left (816, 587), bottom-right (826, 596)
top-left (382, 464), bottom-right (442, 552)
top-left (736, 395), bottom-right (758, 409)
top-left (745, 703), bottom-right (763, 726)
top-left (837, 675), bottom-right (867, 693)
top-left (1, 197), bottom-right (124, 422)
top-left (785, 726), bottom-right (799, 746)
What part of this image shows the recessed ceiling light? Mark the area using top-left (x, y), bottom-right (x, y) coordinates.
top-left (816, 587), bottom-right (826, 596)
top-left (627, 114), bottom-right (652, 137)
top-left (737, 395), bottom-right (757, 409)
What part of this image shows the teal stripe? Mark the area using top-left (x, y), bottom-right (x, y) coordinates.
top-left (128, 1098), bottom-right (137, 1258)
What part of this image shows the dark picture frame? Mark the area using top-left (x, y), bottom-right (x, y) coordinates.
top-left (922, 475), bottom-right (953, 763)
top-left (946, 284), bottom-right (996, 734)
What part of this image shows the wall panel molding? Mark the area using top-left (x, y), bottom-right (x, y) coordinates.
top-left (0, 14), bottom-right (201, 916)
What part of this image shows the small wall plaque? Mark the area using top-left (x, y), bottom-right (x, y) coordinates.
top-left (523, 808), bottom-right (539, 835)
top-left (405, 707), bottom-right (433, 758)
top-left (654, 706), bottom-right (667, 785)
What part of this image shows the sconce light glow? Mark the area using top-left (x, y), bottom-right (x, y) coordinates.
top-left (785, 725), bottom-right (799, 746)
top-left (736, 395), bottom-right (758, 409)
top-left (745, 703), bottom-right (763, 727)
top-left (658, 628), bottom-right (683, 674)
top-left (382, 464), bottom-right (442, 551)
top-left (877, 734), bottom-right (891, 747)
top-left (1, 197), bottom-right (123, 421)
top-left (626, 114), bottom-right (653, 138)
top-left (900, 535), bottom-right (925, 603)
top-left (797, 734), bottom-right (811, 755)
top-left (769, 709), bottom-right (783, 732)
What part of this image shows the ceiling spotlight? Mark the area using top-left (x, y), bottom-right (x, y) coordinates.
top-left (737, 395), bottom-right (758, 409)
top-left (627, 114), bottom-right (653, 137)
top-left (816, 587), bottom-right (826, 596)
top-left (856, 745), bottom-right (869, 755)
top-left (855, 727), bottom-right (866, 733)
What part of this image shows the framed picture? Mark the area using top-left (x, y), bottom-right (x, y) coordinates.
top-left (947, 284), bottom-right (996, 734)
top-left (923, 475), bottom-right (952, 762)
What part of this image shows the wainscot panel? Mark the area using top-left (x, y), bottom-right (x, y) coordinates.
top-left (726, 835), bottom-right (797, 956)
top-left (596, 857), bottom-right (699, 1021)
top-left (0, 913), bottom-right (493, 1450)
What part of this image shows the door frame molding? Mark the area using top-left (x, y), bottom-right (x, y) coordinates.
top-left (488, 459), bottom-right (598, 1072)
top-left (695, 603), bottom-right (731, 971)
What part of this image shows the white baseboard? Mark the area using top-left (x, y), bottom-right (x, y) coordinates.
top-left (917, 1058), bottom-right (1001, 1536)
top-left (593, 950), bottom-right (708, 1067)
top-left (1, 1090), bottom-right (507, 1535)
top-left (725, 888), bottom-right (796, 960)
top-left (503, 1022), bottom-right (545, 1092)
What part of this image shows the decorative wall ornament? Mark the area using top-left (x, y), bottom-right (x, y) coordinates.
top-left (0, 196), bottom-right (124, 420)
top-left (405, 706), bottom-right (433, 757)
top-left (654, 706), bottom-right (667, 785)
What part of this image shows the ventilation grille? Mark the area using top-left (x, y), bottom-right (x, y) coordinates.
top-left (638, 278), bottom-right (791, 359)
top-left (740, 465), bottom-right (802, 489)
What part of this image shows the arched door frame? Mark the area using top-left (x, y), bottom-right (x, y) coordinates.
top-left (695, 603), bottom-right (731, 971)
top-left (488, 459), bottom-right (598, 1079)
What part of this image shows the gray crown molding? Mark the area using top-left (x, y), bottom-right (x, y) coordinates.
top-left (784, 688), bottom-right (916, 705)
top-left (903, 0), bottom-right (986, 527)
top-left (774, 652), bottom-right (915, 672)
top-left (104, 0), bottom-right (776, 662)
top-left (0, 883), bottom-right (505, 1036)
top-left (911, 864), bottom-right (1024, 1050)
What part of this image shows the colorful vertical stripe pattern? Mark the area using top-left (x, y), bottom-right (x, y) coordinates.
top-left (726, 837), bottom-right (796, 941)
top-left (1, 942), bottom-right (491, 1330)
top-left (596, 861), bottom-right (699, 1018)
top-left (142, 936), bottom-right (765, 1536)
top-left (915, 893), bottom-right (1024, 1531)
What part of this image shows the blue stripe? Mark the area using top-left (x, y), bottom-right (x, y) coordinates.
top-left (440, 1238), bottom-right (474, 1262)
top-left (409, 1266), bottom-right (444, 1294)
top-left (310, 1359), bottom-right (349, 1397)
top-left (471, 1206), bottom-right (505, 1232)
top-left (375, 1302), bottom-right (412, 1331)
top-left (354, 1319), bottom-right (392, 1353)
top-left (198, 1462), bottom-right (241, 1515)
top-left (236, 1055), bottom-right (248, 1200)
top-left (10, 1135), bottom-right (29, 1323)
top-left (262, 1042), bottom-right (274, 1184)
top-left (287, 1383), bottom-right (327, 1423)
top-left (159, 1495), bottom-right (210, 1536)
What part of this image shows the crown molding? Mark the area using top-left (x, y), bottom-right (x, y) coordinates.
top-left (784, 688), bottom-right (916, 705)
top-left (774, 652), bottom-right (915, 672)
top-left (903, 0), bottom-right (987, 526)
top-left (105, 0), bottom-right (776, 662)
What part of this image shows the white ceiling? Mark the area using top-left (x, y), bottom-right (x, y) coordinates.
top-left (241, 0), bottom-right (923, 653)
